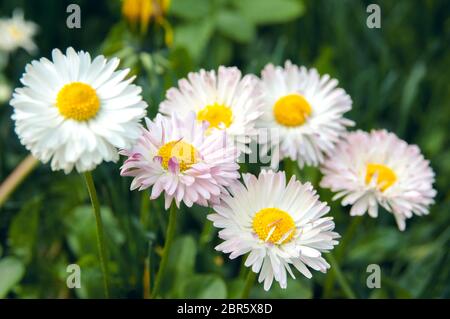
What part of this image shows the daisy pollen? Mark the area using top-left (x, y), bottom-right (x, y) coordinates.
top-left (252, 208), bottom-right (296, 244)
top-left (273, 94), bottom-right (312, 127)
top-left (157, 140), bottom-right (198, 171)
top-left (365, 163), bottom-right (397, 192)
top-left (56, 82), bottom-right (100, 121)
top-left (197, 103), bottom-right (233, 129)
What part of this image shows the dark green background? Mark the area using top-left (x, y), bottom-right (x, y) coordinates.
top-left (0, 0), bottom-right (448, 298)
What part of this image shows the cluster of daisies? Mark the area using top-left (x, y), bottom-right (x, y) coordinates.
top-left (9, 47), bottom-right (435, 291)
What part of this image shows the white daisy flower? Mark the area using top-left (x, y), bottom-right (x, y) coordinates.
top-left (320, 130), bottom-right (436, 231)
top-left (257, 61), bottom-right (353, 168)
top-left (208, 170), bottom-right (339, 290)
top-left (10, 47), bottom-right (147, 173)
top-left (159, 66), bottom-right (263, 153)
top-left (0, 10), bottom-right (38, 54)
top-left (120, 112), bottom-right (240, 209)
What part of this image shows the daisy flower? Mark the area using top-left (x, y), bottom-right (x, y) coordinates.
top-left (320, 130), bottom-right (436, 231)
top-left (257, 61), bottom-right (353, 168)
top-left (159, 66), bottom-right (263, 153)
top-left (208, 170), bottom-right (339, 290)
top-left (120, 112), bottom-right (240, 209)
top-left (0, 10), bottom-right (38, 54)
top-left (10, 47), bottom-right (147, 173)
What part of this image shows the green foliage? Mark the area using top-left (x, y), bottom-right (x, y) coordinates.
top-left (0, 257), bottom-right (25, 297)
top-left (169, 0), bottom-right (304, 60)
top-left (0, 0), bottom-right (449, 299)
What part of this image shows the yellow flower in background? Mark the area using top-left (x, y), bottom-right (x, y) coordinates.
top-left (121, 0), bottom-right (172, 44)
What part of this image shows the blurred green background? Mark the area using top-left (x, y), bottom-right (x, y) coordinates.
top-left (0, 0), bottom-right (449, 298)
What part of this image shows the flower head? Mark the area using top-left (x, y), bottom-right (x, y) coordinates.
top-left (320, 130), bottom-right (436, 231)
top-left (120, 112), bottom-right (240, 209)
top-left (257, 61), bottom-right (353, 168)
top-left (208, 170), bottom-right (339, 290)
top-left (122, 0), bottom-right (170, 34)
top-left (10, 47), bottom-right (147, 173)
top-left (159, 66), bottom-right (263, 153)
top-left (0, 10), bottom-right (38, 54)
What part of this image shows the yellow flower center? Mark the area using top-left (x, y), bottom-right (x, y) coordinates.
top-left (56, 82), bottom-right (100, 121)
top-left (365, 163), bottom-right (397, 191)
top-left (197, 103), bottom-right (233, 129)
top-left (252, 208), bottom-right (296, 244)
top-left (273, 94), bottom-right (312, 127)
top-left (157, 140), bottom-right (198, 171)
top-left (8, 25), bottom-right (23, 40)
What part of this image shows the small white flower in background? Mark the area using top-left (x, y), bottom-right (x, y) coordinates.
top-left (120, 112), bottom-right (240, 209)
top-left (0, 10), bottom-right (38, 54)
top-left (320, 130), bottom-right (436, 231)
top-left (10, 47), bottom-right (147, 173)
top-left (208, 170), bottom-right (339, 290)
top-left (257, 61), bottom-right (354, 169)
top-left (159, 66), bottom-right (263, 153)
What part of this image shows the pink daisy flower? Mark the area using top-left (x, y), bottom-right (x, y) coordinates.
top-left (320, 130), bottom-right (436, 231)
top-left (120, 112), bottom-right (240, 209)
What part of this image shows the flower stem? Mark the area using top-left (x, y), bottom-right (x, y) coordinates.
top-left (336, 216), bottom-right (363, 262)
top-left (83, 171), bottom-right (110, 298)
top-left (0, 155), bottom-right (39, 208)
top-left (143, 241), bottom-right (152, 299)
top-left (283, 158), bottom-right (300, 180)
top-left (151, 202), bottom-right (177, 298)
top-left (325, 252), bottom-right (356, 299)
top-left (241, 270), bottom-right (256, 299)
top-left (323, 216), bottom-right (362, 298)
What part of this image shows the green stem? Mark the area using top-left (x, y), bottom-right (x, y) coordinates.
top-left (140, 191), bottom-right (150, 227)
top-left (336, 217), bottom-right (363, 262)
top-left (143, 241), bottom-right (152, 299)
top-left (152, 202), bottom-right (177, 298)
top-left (283, 158), bottom-right (300, 180)
top-left (241, 270), bottom-right (256, 299)
top-left (325, 253), bottom-right (356, 299)
top-left (238, 257), bottom-right (249, 279)
top-left (83, 171), bottom-right (110, 298)
top-left (199, 218), bottom-right (214, 247)
top-left (324, 216), bottom-right (362, 298)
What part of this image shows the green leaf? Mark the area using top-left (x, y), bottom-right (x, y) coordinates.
top-left (232, 0), bottom-right (305, 25)
top-left (217, 10), bottom-right (256, 43)
top-left (0, 257), bottom-right (25, 298)
top-left (227, 278), bottom-right (246, 298)
top-left (169, 0), bottom-right (211, 20)
top-left (251, 276), bottom-right (312, 298)
top-left (65, 205), bottom-right (125, 258)
top-left (8, 197), bottom-right (41, 264)
top-left (168, 235), bottom-right (197, 280)
top-left (347, 228), bottom-right (403, 264)
top-left (173, 19), bottom-right (215, 59)
top-left (399, 246), bottom-right (444, 298)
top-left (180, 274), bottom-right (227, 298)
top-left (73, 254), bottom-right (104, 299)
